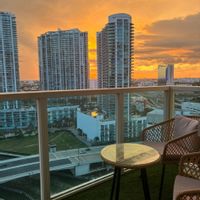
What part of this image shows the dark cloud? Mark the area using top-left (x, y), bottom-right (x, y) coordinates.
top-left (136, 12), bottom-right (200, 67)
top-left (135, 34), bottom-right (162, 40)
top-left (136, 54), bottom-right (183, 63)
top-left (144, 37), bottom-right (200, 48)
top-left (146, 13), bottom-right (200, 36)
top-left (136, 51), bottom-right (200, 65)
top-left (134, 47), bottom-right (167, 54)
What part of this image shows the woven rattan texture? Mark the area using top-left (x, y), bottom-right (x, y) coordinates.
top-left (175, 152), bottom-right (200, 200)
top-left (176, 192), bottom-right (200, 200)
top-left (141, 116), bottom-right (200, 164)
top-left (179, 152), bottom-right (200, 179)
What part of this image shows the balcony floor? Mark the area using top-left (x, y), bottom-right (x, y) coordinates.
top-left (66, 164), bottom-right (178, 200)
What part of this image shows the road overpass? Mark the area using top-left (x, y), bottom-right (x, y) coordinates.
top-left (0, 146), bottom-right (105, 184)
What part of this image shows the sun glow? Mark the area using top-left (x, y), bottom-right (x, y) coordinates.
top-left (1, 0), bottom-right (199, 80)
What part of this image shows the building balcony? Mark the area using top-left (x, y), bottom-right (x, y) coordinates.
top-left (0, 85), bottom-right (200, 200)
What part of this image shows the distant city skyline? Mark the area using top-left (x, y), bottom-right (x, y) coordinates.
top-left (0, 0), bottom-right (199, 80)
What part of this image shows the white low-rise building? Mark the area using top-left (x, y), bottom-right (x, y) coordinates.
top-left (77, 110), bottom-right (147, 141)
top-left (77, 110), bottom-right (115, 142)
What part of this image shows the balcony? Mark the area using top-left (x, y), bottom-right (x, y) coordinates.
top-left (0, 85), bottom-right (199, 200)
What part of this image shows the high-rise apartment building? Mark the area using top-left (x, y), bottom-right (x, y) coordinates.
top-left (96, 13), bottom-right (134, 139)
top-left (38, 29), bottom-right (89, 90)
top-left (158, 64), bottom-right (174, 85)
top-left (0, 12), bottom-right (20, 93)
top-left (97, 13), bottom-right (134, 88)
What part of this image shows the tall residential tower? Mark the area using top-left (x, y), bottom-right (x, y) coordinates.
top-left (97, 13), bottom-right (134, 88)
top-left (0, 12), bottom-right (20, 93)
top-left (158, 64), bottom-right (174, 85)
top-left (96, 13), bottom-right (134, 140)
top-left (38, 29), bottom-right (89, 90)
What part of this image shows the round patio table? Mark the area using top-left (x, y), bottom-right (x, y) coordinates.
top-left (101, 143), bottom-right (160, 200)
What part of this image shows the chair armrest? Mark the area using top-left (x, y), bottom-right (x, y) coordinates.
top-left (141, 118), bottom-right (174, 142)
top-left (178, 151), bottom-right (200, 179)
top-left (175, 189), bottom-right (200, 200)
top-left (163, 130), bottom-right (200, 163)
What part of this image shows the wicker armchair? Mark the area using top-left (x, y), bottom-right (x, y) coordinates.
top-left (173, 152), bottom-right (200, 200)
top-left (141, 116), bottom-right (200, 200)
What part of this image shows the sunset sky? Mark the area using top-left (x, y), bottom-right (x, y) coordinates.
top-left (0, 0), bottom-right (200, 80)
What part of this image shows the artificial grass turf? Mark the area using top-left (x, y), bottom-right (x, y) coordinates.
top-left (0, 172), bottom-right (86, 200)
top-left (65, 164), bottom-right (178, 200)
top-left (0, 164), bottom-right (178, 200)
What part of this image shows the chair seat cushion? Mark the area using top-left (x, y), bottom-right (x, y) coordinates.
top-left (173, 175), bottom-right (200, 200)
top-left (174, 116), bottom-right (199, 138)
top-left (142, 141), bottom-right (166, 155)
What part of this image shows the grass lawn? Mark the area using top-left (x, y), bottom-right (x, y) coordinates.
top-left (0, 130), bottom-right (87, 155)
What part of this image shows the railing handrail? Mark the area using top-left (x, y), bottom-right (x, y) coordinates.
top-left (172, 85), bottom-right (200, 91)
top-left (1, 85), bottom-right (200, 101)
top-left (0, 86), bottom-right (170, 100)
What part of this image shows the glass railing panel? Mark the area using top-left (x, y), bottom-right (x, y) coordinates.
top-left (124, 91), bottom-right (165, 142)
top-left (47, 95), bottom-right (116, 196)
top-left (174, 90), bottom-right (200, 116)
top-left (0, 99), bottom-right (41, 200)
top-left (0, 88), bottom-right (170, 199)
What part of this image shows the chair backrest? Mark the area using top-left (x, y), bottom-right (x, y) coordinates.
top-left (173, 116), bottom-right (199, 138)
top-left (189, 116), bottom-right (200, 137)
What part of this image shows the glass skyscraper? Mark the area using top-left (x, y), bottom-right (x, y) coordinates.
top-left (96, 13), bottom-right (134, 139)
top-left (38, 29), bottom-right (89, 90)
top-left (0, 12), bottom-right (20, 93)
top-left (97, 13), bottom-right (134, 88)
top-left (158, 64), bottom-right (174, 85)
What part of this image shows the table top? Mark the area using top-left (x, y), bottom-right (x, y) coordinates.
top-left (100, 143), bottom-right (160, 169)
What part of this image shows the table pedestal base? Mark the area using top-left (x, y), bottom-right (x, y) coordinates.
top-left (110, 167), bottom-right (151, 200)
top-left (110, 167), bottom-right (121, 200)
top-left (141, 168), bottom-right (151, 200)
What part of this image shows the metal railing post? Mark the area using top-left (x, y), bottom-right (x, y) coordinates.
top-left (164, 86), bottom-right (174, 120)
top-left (116, 93), bottom-right (124, 144)
top-left (37, 98), bottom-right (50, 200)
